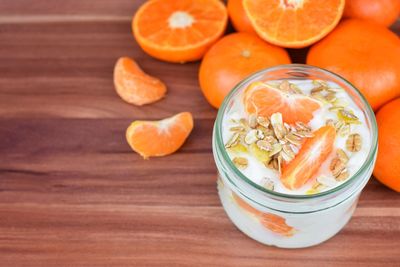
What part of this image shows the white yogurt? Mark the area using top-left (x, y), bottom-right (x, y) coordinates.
top-left (222, 79), bottom-right (371, 195)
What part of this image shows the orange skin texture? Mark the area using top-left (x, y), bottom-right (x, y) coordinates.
top-left (126, 112), bottom-right (194, 159)
top-left (232, 193), bottom-right (295, 236)
top-left (227, 0), bottom-right (256, 34)
top-left (244, 82), bottom-right (322, 124)
top-left (307, 19), bottom-right (400, 111)
top-left (373, 98), bottom-right (400, 192)
top-left (113, 57), bottom-right (166, 106)
top-left (199, 32), bottom-right (291, 108)
top-left (281, 126), bottom-right (336, 190)
top-left (132, 0), bottom-right (228, 63)
top-left (243, 0), bottom-right (345, 48)
top-left (344, 0), bottom-right (400, 27)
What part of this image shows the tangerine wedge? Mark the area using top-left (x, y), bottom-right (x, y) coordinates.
top-left (114, 57), bottom-right (166, 106)
top-left (132, 0), bottom-right (228, 63)
top-left (244, 82), bottom-right (322, 124)
top-left (260, 213), bottom-right (295, 237)
top-left (281, 125), bottom-right (336, 190)
top-left (126, 112), bottom-right (194, 159)
top-left (233, 193), bottom-right (295, 236)
top-left (243, 0), bottom-right (345, 48)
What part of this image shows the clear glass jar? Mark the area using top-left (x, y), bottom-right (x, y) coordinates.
top-left (212, 64), bottom-right (378, 248)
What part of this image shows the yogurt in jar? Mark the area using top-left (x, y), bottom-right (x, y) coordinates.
top-left (213, 70), bottom-right (377, 248)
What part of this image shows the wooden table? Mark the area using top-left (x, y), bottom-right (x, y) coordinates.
top-left (1, 1), bottom-right (399, 266)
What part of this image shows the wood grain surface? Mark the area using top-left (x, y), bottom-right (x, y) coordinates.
top-left (0, 1), bottom-right (399, 266)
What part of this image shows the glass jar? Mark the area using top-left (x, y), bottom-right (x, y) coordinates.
top-left (212, 64), bottom-right (378, 248)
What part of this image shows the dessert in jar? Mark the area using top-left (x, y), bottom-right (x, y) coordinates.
top-left (212, 65), bottom-right (377, 248)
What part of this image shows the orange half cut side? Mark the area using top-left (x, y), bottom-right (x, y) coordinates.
top-left (133, 0), bottom-right (228, 63)
top-left (243, 0), bottom-right (345, 48)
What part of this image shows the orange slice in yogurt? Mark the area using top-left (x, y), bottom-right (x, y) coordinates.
top-left (243, 81), bottom-right (322, 124)
top-left (232, 193), bottom-right (295, 236)
top-left (281, 125), bottom-right (336, 190)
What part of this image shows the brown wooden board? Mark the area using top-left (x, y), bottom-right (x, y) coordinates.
top-left (0, 1), bottom-right (399, 266)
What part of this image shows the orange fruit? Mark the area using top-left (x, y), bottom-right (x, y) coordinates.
top-left (232, 192), bottom-right (260, 215)
top-left (114, 57), bottom-right (166, 106)
top-left (281, 126), bottom-right (336, 190)
top-left (307, 19), bottom-right (400, 110)
top-left (242, 0), bottom-right (345, 48)
top-left (227, 0), bottom-right (256, 34)
top-left (373, 98), bottom-right (400, 192)
top-left (132, 0), bottom-right (228, 63)
top-left (199, 32), bottom-right (291, 108)
top-left (126, 112), bottom-right (194, 159)
top-left (232, 193), bottom-right (295, 236)
top-left (260, 213), bottom-right (295, 237)
top-left (243, 82), bottom-right (322, 124)
top-left (344, 0), bottom-right (400, 27)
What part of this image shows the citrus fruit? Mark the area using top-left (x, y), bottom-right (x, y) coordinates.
top-left (132, 0), bottom-right (228, 63)
top-left (373, 98), bottom-right (400, 192)
top-left (243, 82), bottom-right (322, 124)
top-left (307, 19), bottom-right (400, 110)
top-left (233, 193), bottom-right (295, 236)
top-left (260, 213), bottom-right (295, 237)
top-left (242, 0), bottom-right (345, 48)
top-left (281, 125), bottom-right (336, 190)
top-left (199, 32), bottom-right (291, 109)
top-left (113, 57), bottom-right (166, 106)
top-left (126, 112), bottom-right (194, 159)
top-left (344, 0), bottom-right (400, 27)
top-left (227, 0), bottom-right (256, 34)
top-left (232, 192), bottom-right (260, 215)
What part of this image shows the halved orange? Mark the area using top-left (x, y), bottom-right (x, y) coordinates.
top-left (243, 0), bottom-right (345, 48)
top-left (232, 193), bottom-right (295, 236)
top-left (126, 112), bottom-right (194, 159)
top-left (132, 0), bottom-right (228, 63)
top-left (114, 57), bottom-right (166, 106)
top-left (281, 125), bottom-right (336, 190)
top-left (243, 82), bottom-right (322, 124)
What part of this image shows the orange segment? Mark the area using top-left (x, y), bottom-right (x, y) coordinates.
top-left (232, 193), bottom-right (295, 236)
top-left (114, 57), bottom-right (166, 106)
top-left (132, 0), bottom-right (228, 63)
top-left (232, 192), bottom-right (262, 216)
top-left (126, 112), bottom-right (194, 159)
top-left (243, 82), bottom-right (322, 124)
top-left (281, 125), bottom-right (336, 190)
top-left (260, 213), bottom-right (295, 237)
top-left (243, 0), bottom-right (345, 48)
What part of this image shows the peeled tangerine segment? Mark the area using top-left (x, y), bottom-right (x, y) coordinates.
top-left (114, 57), bottom-right (166, 106)
top-left (232, 193), bottom-right (295, 236)
top-left (244, 82), bottom-right (322, 124)
top-left (281, 125), bottom-right (336, 190)
top-left (126, 112), bottom-right (194, 159)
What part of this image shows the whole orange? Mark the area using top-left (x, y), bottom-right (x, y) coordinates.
top-left (227, 0), bottom-right (256, 34)
top-left (307, 19), bottom-right (400, 111)
top-left (373, 98), bottom-right (400, 192)
top-left (344, 0), bottom-right (400, 27)
top-left (199, 32), bottom-right (291, 108)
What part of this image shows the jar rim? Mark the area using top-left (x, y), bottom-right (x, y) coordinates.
top-left (214, 64), bottom-right (378, 200)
